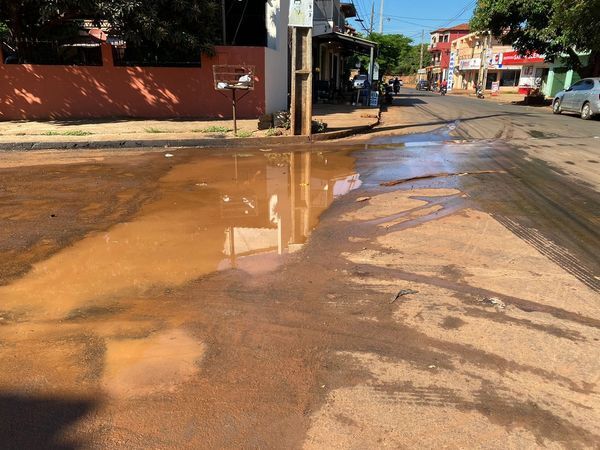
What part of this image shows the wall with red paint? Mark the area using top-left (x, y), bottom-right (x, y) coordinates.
top-left (0, 45), bottom-right (266, 120)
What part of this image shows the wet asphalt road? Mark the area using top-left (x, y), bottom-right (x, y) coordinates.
top-left (0, 92), bottom-right (599, 448)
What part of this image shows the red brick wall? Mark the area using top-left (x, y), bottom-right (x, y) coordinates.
top-left (0, 45), bottom-right (266, 120)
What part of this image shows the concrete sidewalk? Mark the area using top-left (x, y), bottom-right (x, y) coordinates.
top-left (0, 104), bottom-right (380, 150)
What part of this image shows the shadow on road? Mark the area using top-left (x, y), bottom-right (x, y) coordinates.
top-left (0, 393), bottom-right (95, 450)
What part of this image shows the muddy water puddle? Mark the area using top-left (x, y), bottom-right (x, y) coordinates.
top-left (0, 148), bottom-right (361, 320)
top-left (0, 146), bottom-right (365, 415)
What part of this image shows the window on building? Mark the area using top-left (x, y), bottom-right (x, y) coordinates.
top-left (500, 70), bottom-right (520, 87)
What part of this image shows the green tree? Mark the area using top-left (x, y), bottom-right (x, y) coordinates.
top-left (0, 0), bottom-right (221, 62)
top-left (365, 33), bottom-right (429, 75)
top-left (471, 0), bottom-right (600, 76)
top-left (100, 0), bottom-right (221, 57)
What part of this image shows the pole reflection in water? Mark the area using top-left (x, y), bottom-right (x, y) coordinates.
top-left (220, 150), bottom-right (361, 271)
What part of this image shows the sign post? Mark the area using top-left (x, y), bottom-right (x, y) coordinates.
top-left (289, 0), bottom-right (313, 136)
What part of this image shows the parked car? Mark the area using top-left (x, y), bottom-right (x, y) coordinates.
top-left (553, 77), bottom-right (600, 120)
top-left (416, 80), bottom-right (429, 91)
top-left (353, 74), bottom-right (370, 89)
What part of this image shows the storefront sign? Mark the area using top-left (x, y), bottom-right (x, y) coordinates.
top-left (459, 58), bottom-right (481, 70)
top-left (488, 53), bottom-right (503, 68)
top-left (501, 51), bottom-right (544, 65)
top-left (289, 0), bottom-right (313, 27)
top-left (447, 52), bottom-right (456, 91)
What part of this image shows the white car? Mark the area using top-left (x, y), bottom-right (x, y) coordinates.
top-left (353, 74), bottom-right (369, 89)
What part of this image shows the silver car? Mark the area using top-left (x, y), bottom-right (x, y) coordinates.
top-left (553, 77), bottom-right (600, 120)
top-left (353, 74), bottom-right (369, 90)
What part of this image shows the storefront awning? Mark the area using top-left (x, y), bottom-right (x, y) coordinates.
top-left (314, 32), bottom-right (377, 56)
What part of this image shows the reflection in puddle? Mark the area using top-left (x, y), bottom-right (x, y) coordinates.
top-left (0, 149), bottom-right (361, 318)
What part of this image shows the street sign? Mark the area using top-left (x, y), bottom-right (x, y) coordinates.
top-left (289, 0), bottom-right (313, 27)
top-left (372, 62), bottom-right (380, 81)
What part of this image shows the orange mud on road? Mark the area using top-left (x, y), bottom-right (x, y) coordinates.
top-left (0, 139), bottom-right (599, 449)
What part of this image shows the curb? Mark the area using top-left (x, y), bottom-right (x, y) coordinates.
top-left (0, 113), bottom-right (380, 152)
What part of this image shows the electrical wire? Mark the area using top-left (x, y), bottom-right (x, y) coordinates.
top-left (231, 0), bottom-right (249, 45)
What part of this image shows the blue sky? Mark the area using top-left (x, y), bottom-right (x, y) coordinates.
top-left (348, 0), bottom-right (478, 43)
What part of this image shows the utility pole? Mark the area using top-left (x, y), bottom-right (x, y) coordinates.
top-left (290, 27), bottom-right (313, 135)
top-left (478, 31), bottom-right (490, 91)
top-left (419, 29), bottom-right (424, 69)
top-left (368, 2), bottom-right (375, 79)
top-left (378, 0), bottom-right (384, 33)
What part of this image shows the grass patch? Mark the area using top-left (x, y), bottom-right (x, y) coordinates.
top-left (202, 125), bottom-right (232, 133)
top-left (235, 130), bottom-right (254, 138)
top-left (144, 127), bottom-right (168, 133)
top-left (266, 127), bottom-right (283, 137)
top-left (41, 130), bottom-right (93, 136)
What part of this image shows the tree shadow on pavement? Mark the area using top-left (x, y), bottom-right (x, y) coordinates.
top-left (0, 393), bottom-right (95, 450)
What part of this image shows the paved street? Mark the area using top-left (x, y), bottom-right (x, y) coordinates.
top-left (1, 92), bottom-right (599, 448)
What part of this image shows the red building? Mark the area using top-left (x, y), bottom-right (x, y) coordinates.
top-left (427, 23), bottom-right (470, 85)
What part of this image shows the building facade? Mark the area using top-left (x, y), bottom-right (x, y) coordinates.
top-left (450, 32), bottom-right (590, 97)
top-left (312, 1), bottom-right (376, 98)
top-left (427, 23), bottom-right (470, 84)
top-left (450, 32), bottom-right (514, 91)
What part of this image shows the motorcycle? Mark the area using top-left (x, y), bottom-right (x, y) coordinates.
top-left (440, 85), bottom-right (447, 96)
top-left (476, 83), bottom-right (485, 99)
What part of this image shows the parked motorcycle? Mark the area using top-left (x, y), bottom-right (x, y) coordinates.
top-left (440, 86), bottom-right (447, 96)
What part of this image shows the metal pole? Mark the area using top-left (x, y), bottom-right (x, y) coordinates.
top-left (221, 0), bottom-right (227, 44)
top-left (378, 0), bottom-right (384, 33)
top-left (369, 2), bottom-right (375, 35)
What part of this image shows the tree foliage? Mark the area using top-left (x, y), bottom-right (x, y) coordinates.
top-left (367, 33), bottom-right (430, 75)
top-left (100, 0), bottom-right (220, 55)
top-left (0, 0), bottom-right (221, 60)
top-left (471, 0), bottom-right (600, 76)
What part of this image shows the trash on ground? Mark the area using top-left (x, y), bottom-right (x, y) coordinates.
top-left (356, 196), bottom-right (371, 202)
top-left (390, 289), bottom-right (419, 303)
top-left (479, 296), bottom-right (506, 309)
top-left (428, 365), bottom-right (436, 369)
top-left (164, 153), bottom-right (174, 158)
